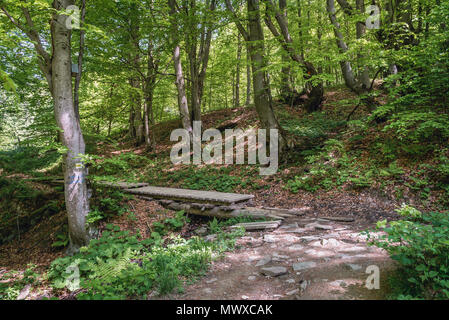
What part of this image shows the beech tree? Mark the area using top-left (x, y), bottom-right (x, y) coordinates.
top-left (1, 0), bottom-right (92, 252)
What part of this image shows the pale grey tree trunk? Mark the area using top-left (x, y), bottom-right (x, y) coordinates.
top-left (51, 0), bottom-right (92, 253)
top-left (326, 0), bottom-right (358, 91)
top-left (169, 0), bottom-right (193, 133)
top-left (356, 0), bottom-right (371, 89)
top-left (235, 32), bottom-right (242, 108)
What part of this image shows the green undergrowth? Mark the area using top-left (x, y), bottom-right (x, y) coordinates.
top-left (47, 220), bottom-right (245, 299)
top-left (366, 205), bottom-right (449, 300)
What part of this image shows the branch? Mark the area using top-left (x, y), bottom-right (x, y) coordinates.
top-left (224, 0), bottom-right (249, 42)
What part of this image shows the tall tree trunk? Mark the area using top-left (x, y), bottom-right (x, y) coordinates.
top-left (235, 32), bottom-right (242, 107)
top-left (73, 0), bottom-right (86, 121)
top-left (326, 0), bottom-right (358, 91)
top-left (51, 0), bottom-right (92, 253)
top-left (356, 0), bottom-right (371, 89)
top-left (225, 0), bottom-right (286, 152)
top-left (279, 0), bottom-right (292, 101)
top-left (263, 0), bottom-right (323, 112)
top-left (245, 42), bottom-right (251, 106)
top-left (169, 0), bottom-right (192, 132)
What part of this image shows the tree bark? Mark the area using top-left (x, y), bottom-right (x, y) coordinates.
top-left (263, 0), bottom-right (323, 112)
top-left (73, 0), bottom-right (86, 122)
top-left (225, 0), bottom-right (287, 152)
top-left (235, 32), bottom-right (242, 108)
top-left (51, 0), bottom-right (92, 252)
top-left (169, 0), bottom-right (192, 133)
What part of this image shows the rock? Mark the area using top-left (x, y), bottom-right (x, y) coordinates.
top-left (261, 266), bottom-right (288, 277)
top-left (248, 276), bottom-right (257, 281)
top-left (17, 284), bottom-right (31, 300)
top-left (263, 235), bottom-right (277, 243)
top-left (300, 236), bottom-right (321, 242)
top-left (203, 288), bottom-right (212, 294)
top-left (255, 256), bottom-right (271, 267)
top-left (292, 261), bottom-right (316, 271)
top-left (284, 228), bottom-right (307, 234)
top-left (195, 227), bottom-right (208, 235)
top-left (299, 279), bottom-right (308, 292)
top-left (242, 295), bottom-right (249, 300)
top-left (206, 278), bottom-right (218, 284)
top-left (287, 244), bottom-right (304, 252)
top-left (346, 263), bottom-right (362, 271)
top-left (311, 238), bottom-right (345, 248)
top-left (314, 224), bottom-right (333, 230)
top-left (272, 253), bottom-right (289, 260)
top-left (204, 234), bottom-right (217, 242)
top-left (285, 278), bottom-right (295, 284)
top-left (305, 249), bottom-right (332, 258)
top-left (286, 289), bottom-right (299, 296)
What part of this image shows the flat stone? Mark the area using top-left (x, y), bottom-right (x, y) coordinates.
top-left (195, 227), bottom-right (208, 235)
top-left (286, 289), bottom-right (299, 296)
top-left (287, 244), bottom-right (304, 252)
top-left (311, 238), bottom-right (345, 248)
top-left (242, 295), bottom-right (249, 300)
top-left (206, 278), bottom-right (218, 284)
top-left (293, 261), bottom-right (316, 271)
top-left (255, 256), bottom-right (271, 267)
top-left (314, 224), bottom-right (333, 230)
top-left (124, 186), bottom-right (254, 204)
top-left (279, 223), bottom-right (299, 230)
top-left (248, 276), bottom-right (257, 281)
top-left (263, 235), bottom-right (277, 243)
top-left (300, 236), bottom-right (321, 242)
top-left (17, 284), bottom-right (31, 300)
top-left (346, 263), bottom-right (362, 271)
top-left (261, 266), bottom-right (288, 277)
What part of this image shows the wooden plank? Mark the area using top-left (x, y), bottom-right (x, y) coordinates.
top-left (125, 186), bottom-right (254, 205)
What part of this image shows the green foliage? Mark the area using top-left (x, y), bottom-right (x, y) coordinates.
top-left (286, 139), bottom-right (371, 192)
top-left (151, 211), bottom-right (189, 236)
top-left (0, 264), bottom-right (40, 300)
top-left (366, 206), bottom-right (449, 299)
top-left (87, 186), bottom-right (132, 225)
top-left (48, 221), bottom-right (244, 299)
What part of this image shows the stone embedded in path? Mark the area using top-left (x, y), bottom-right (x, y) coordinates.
top-left (345, 263), bottom-right (362, 271)
top-left (255, 256), bottom-right (271, 267)
top-left (248, 276), bottom-right (257, 281)
top-left (286, 289), bottom-right (300, 296)
top-left (260, 266), bottom-right (288, 277)
top-left (287, 244), bottom-right (304, 252)
top-left (125, 185), bottom-right (254, 204)
top-left (311, 238), bottom-right (345, 248)
top-left (263, 235), bottom-right (277, 243)
top-left (292, 261), bottom-right (317, 271)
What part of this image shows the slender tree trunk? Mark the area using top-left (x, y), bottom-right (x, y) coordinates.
top-left (51, 0), bottom-right (92, 253)
top-left (326, 0), bottom-right (358, 91)
top-left (246, 0), bottom-right (286, 150)
top-left (263, 0), bottom-right (323, 112)
top-left (235, 32), bottom-right (242, 108)
top-left (169, 0), bottom-right (192, 132)
top-left (73, 0), bottom-right (86, 121)
top-left (245, 43), bottom-right (251, 106)
top-left (356, 0), bottom-right (371, 89)
top-left (279, 0), bottom-right (292, 101)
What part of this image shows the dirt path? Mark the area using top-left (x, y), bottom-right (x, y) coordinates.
top-left (167, 215), bottom-right (395, 300)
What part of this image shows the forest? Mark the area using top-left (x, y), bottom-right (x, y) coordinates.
top-left (0, 0), bottom-right (448, 302)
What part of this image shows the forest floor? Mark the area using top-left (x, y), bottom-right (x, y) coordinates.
top-left (1, 85), bottom-right (445, 299)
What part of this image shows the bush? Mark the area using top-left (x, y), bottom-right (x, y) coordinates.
top-left (366, 205), bottom-right (449, 299)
